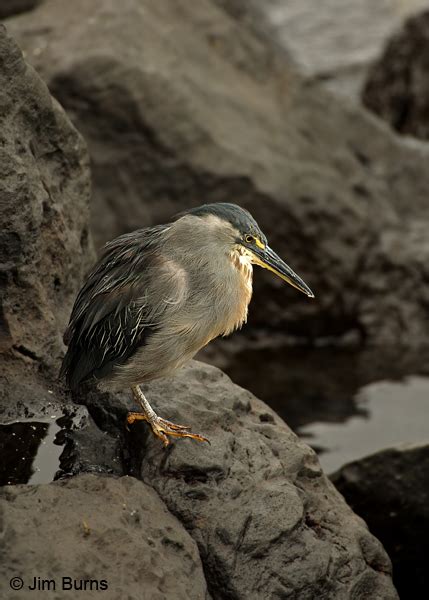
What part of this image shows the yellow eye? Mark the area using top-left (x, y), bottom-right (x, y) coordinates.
top-left (245, 234), bottom-right (254, 244)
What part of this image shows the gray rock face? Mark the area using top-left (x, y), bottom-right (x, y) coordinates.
top-left (0, 24), bottom-right (92, 373)
top-left (0, 357), bottom-right (400, 599)
top-left (363, 10), bottom-right (429, 140)
top-left (332, 443), bottom-right (429, 600)
top-left (0, 23), bottom-right (117, 491)
top-left (127, 362), bottom-right (396, 600)
top-left (0, 474), bottom-right (209, 600)
top-left (0, 24), bottom-right (94, 498)
top-left (7, 0), bottom-right (429, 347)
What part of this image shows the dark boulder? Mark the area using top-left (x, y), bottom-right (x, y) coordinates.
top-left (332, 443), bottom-right (429, 600)
top-left (363, 10), bottom-right (429, 140)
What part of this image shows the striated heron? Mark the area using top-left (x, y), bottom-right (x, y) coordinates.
top-left (61, 203), bottom-right (314, 446)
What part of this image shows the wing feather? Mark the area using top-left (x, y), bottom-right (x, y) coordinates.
top-left (60, 225), bottom-right (169, 390)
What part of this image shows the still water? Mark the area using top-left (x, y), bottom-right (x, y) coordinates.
top-left (215, 344), bottom-right (429, 473)
top-left (0, 417), bottom-right (64, 486)
top-left (299, 376), bottom-right (429, 472)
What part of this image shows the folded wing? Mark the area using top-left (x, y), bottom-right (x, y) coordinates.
top-left (60, 225), bottom-right (169, 390)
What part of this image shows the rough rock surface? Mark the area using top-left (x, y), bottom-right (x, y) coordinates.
top-left (0, 23), bottom-right (94, 501)
top-left (332, 443), bottom-right (429, 600)
top-left (94, 361), bottom-right (396, 600)
top-left (8, 0), bottom-right (429, 347)
top-left (0, 24), bottom-right (92, 374)
top-left (0, 23), bottom-right (114, 488)
top-left (0, 474), bottom-right (208, 600)
top-left (363, 10), bottom-right (429, 141)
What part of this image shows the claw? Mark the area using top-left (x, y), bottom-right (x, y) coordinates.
top-left (126, 411), bottom-right (209, 447)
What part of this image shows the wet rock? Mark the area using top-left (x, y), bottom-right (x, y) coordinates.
top-left (363, 10), bottom-right (429, 141)
top-left (0, 370), bottom-right (123, 485)
top-left (104, 360), bottom-right (397, 600)
top-left (332, 443), bottom-right (429, 600)
top-left (58, 411), bottom-right (124, 479)
top-left (7, 0), bottom-right (429, 347)
top-left (0, 474), bottom-right (209, 600)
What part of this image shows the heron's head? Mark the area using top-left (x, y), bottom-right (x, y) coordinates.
top-left (179, 203), bottom-right (314, 298)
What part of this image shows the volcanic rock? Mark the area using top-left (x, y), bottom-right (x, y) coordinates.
top-left (119, 361), bottom-right (397, 599)
top-left (363, 10), bottom-right (429, 141)
top-left (332, 443), bottom-right (429, 599)
top-left (0, 24), bottom-right (92, 374)
top-left (0, 474), bottom-right (209, 600)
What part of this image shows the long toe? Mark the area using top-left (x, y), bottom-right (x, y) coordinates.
top-left (150, 416), bottom-right (209, 447)
top-left (126, 411), bottom-right (209, 446)
top-left (157, 417), bottom-right (191, 431)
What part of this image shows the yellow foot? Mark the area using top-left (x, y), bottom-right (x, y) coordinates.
top-left (126, 412), bottom-right (209, 447)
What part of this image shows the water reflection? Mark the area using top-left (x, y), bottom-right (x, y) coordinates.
top-left (0, 418), bottom-right (63, 486)
top-left (300, 376), bottom-right (429, 472)
top-left (203, 343), bottom-right (429, 471)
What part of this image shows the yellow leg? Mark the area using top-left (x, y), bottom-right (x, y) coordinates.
top-left (126, 386), bottom-right (209, 447)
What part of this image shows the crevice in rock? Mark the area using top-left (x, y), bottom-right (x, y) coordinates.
top-left (12, 344), bottom-right (39, 361)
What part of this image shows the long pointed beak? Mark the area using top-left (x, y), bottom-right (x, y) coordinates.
top-left (251, 245), bottom-right (314, 298)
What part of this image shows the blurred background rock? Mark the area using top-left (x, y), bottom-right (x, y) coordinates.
top-left (218, 0), bottom-right (428, 99)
